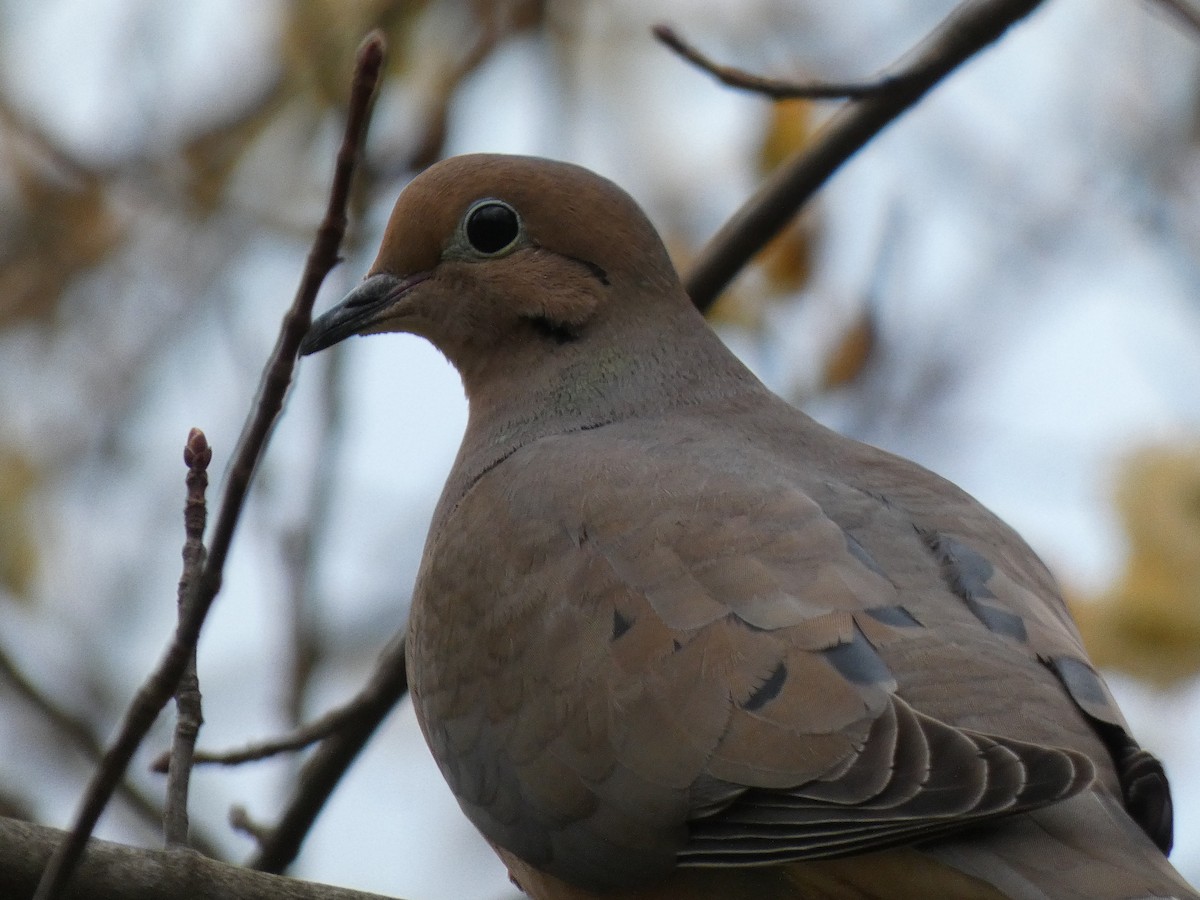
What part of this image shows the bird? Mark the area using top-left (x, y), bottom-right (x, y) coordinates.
top-left (300, 154), bottom-right (1197, 899)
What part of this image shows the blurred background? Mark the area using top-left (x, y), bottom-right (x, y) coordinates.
top-left (1, 0), bottom-right (1199, 897)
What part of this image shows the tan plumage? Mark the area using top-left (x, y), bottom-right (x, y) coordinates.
top-left (301, 154), bottom-right (1196, 899)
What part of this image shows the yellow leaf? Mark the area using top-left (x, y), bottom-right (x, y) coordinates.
top-left (0, 449), bottom-right (39, 601)
top-left (1070, 442), bottom-right (1200, 686)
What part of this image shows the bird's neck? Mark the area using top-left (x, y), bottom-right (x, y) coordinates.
top-left (444, 306), bottom-right (765, 508)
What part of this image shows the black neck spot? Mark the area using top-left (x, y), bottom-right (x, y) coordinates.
top-left (524, 315), bottom-right (579, 344)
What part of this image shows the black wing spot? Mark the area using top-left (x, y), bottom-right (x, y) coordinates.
top-left (922, 530), bottom-right (1027, 641)
top-left (611, 609), bottom-right (633, 640)
top-left (922, 531), bottom-right (996, 598)
top-left (822, 624), bottom-right (893, 686)
top-left (864, 605), bottom-right (921, 628)
top-left (742, 662), bottom-right (788, 712)
top-left (843, 531), bottom-right (888, 577)
top-left (860, 488), bottom-right (895, 508)
top-left (1046, 655), bottom-right (1109, 708)
top-left (970, 603), bottom-right (1027, 641)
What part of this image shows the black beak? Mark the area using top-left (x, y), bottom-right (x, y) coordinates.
top-left (300, 272), bottom-right (427, 356)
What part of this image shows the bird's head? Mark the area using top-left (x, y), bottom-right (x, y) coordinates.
top-left (300, 154), bottom-right (686, 381)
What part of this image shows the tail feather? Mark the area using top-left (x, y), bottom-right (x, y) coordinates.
top-left (921, 790), bottom-right (1198, 900)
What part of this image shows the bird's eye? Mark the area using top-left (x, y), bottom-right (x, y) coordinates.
top-left (464, 200), bottom-right (521, 256)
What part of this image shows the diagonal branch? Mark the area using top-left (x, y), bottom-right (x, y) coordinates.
top-left (678, 0), bottom-right (1046, 312)
top-left (32, 32), bottom-right (388, 900)
top-left (1151, 0), bottom-right (1200, 34)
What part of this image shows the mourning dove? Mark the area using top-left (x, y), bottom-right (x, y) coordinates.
top-left (301, 154), bottom-right (1197, 900)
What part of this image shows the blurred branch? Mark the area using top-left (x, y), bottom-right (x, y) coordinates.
top-left (372, 4), bottom-right (515, 179)
top-left (163, 430), bottom-right (211, 848)
top-left (0, 97), bottom-right (106, 181)
top-left (0, 644), bottom-right (221, 857)
top-left (654, 25), bottom-right (915, 100)
top-left (279, 352), bottom-right (346, 731)
top-left (150, 696), bottom-right (359, 772)
top-left (405, 11), bottom-right (509, 172)
top-left (228, 806), bottom-right (273, 844)
top-left (680, 0), bottom-right (1045, 312)
top-left (1, 816), bottom-right (399, 900)
top-left (249, 634), bottom-right (408, 874)
top-left (32, 32), bottom-right (388, 900)
top-left (1151, 0), bottom-right (1200, 33)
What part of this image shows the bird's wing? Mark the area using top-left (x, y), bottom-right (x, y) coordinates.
top-left (408, 417), bottom-right (1121, 891)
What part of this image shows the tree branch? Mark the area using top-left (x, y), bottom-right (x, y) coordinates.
top-left (33, 32), bottom-right (388, 900)
top-left (653, 24), bottom-right (915, 100)
top-left (149, 697), bottom-right (358, 772)
top-left (679, 0), bottom-right (1046, 312)
top-left (163, 430), bottom-right (211, 848)
top-left (1, 816), bottom-right (399, 900)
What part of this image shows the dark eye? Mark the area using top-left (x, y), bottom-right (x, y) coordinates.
top-left (465, 200), bottom-right (520, 255)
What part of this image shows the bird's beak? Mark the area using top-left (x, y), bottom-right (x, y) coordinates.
top-left (300, 272), bottom-right (430, 356)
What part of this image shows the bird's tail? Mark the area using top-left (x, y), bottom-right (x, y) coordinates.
top-left (921, 790), bottom-right (1198, 900)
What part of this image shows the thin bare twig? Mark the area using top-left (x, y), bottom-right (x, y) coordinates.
top-left (653, 24), bottom-right (915, 100)
top-left (32, 32), bottom-right (387, 900)
top-left (162, 648), bottom-right (203, 848)
top-left (162, 430), bottom-right (211, 848)
top-left (249, 634), bottom-right (408, 873)
top-left (680, 0), bottom-right (1046, 312)
top-left (149, 698), bottom-right (358, 772)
